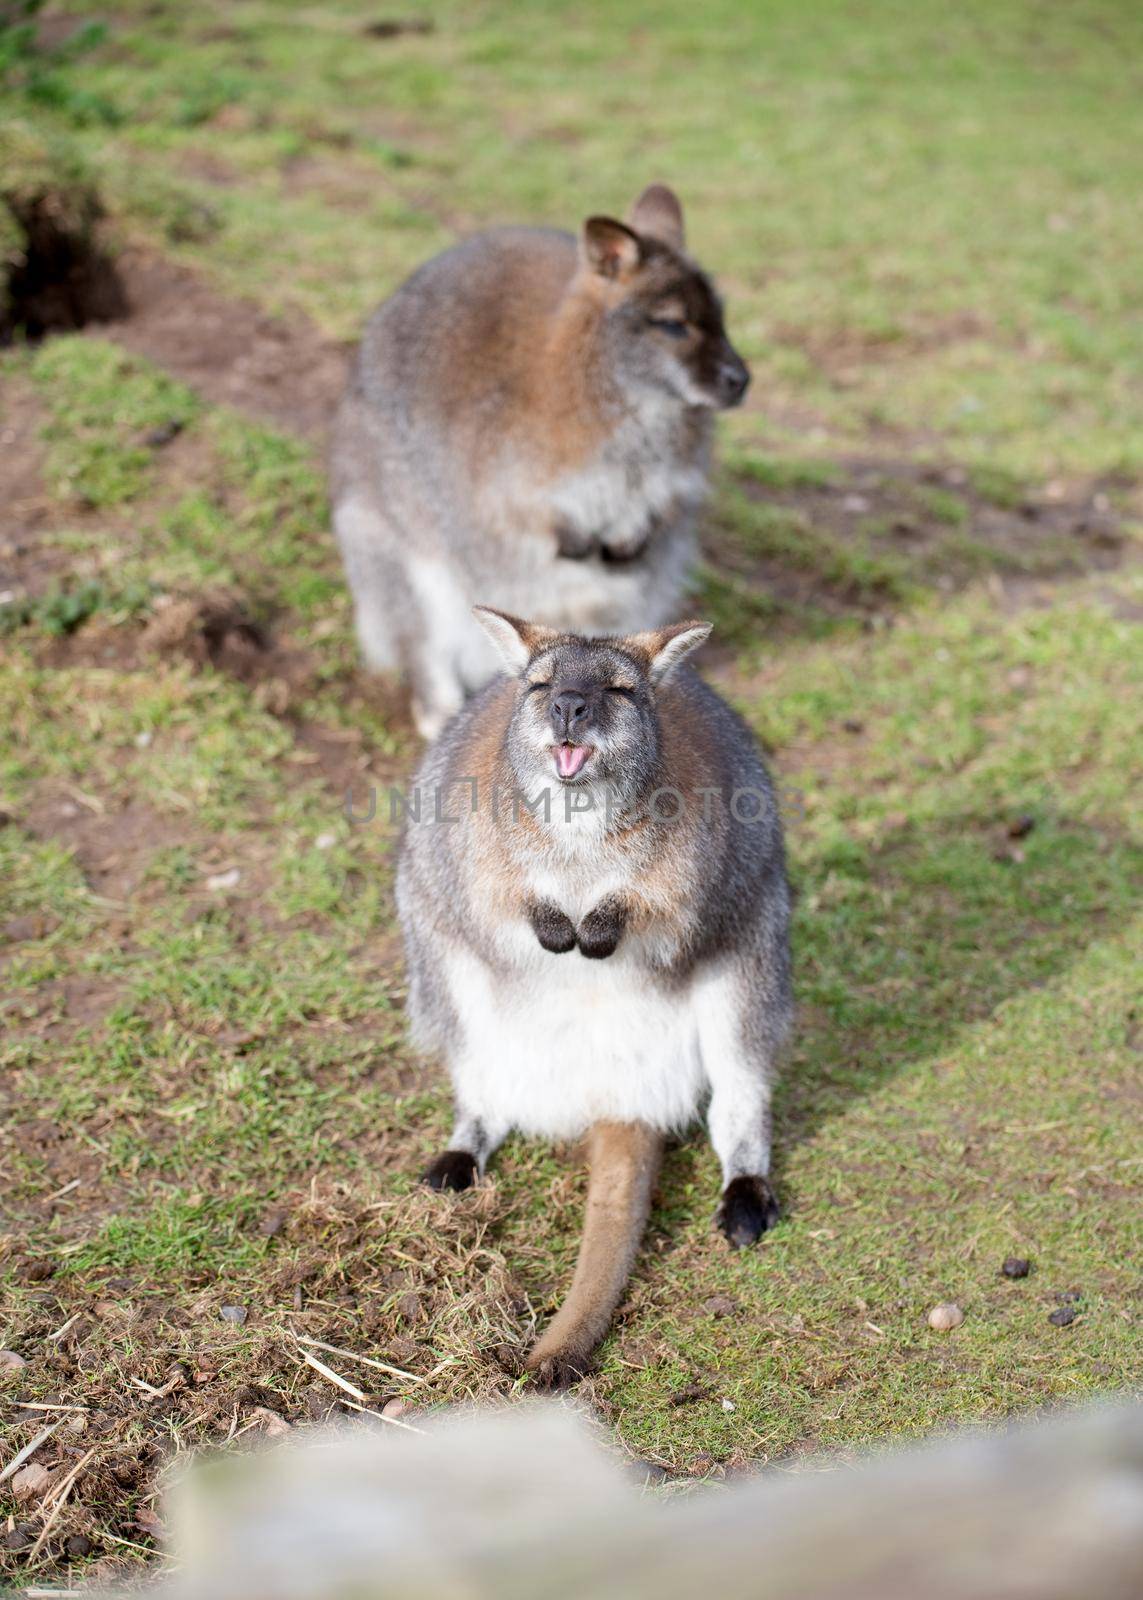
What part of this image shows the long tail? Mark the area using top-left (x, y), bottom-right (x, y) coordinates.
top-left (526, 1120), bottom-right (664, 1386)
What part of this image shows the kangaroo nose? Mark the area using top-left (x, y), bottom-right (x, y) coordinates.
top-left (551, 690), bottom-right (589, 740)
top-left (719, 353), bottom-right (750, 405)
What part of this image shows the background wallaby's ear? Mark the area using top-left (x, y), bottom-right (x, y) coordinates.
top-left (580, 216), bottom-right (643, 280)
top-left (628, 183), bottom-right (685, 251)
top-left (627, 620), bottom-right (712, 684)
top-left (472, 606), bottom-right (555, 675)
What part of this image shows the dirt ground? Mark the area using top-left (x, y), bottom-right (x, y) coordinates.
top-left (101, 248), bottom-right (351, 444)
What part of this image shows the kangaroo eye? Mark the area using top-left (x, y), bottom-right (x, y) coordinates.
top-left (607, 684), bottom-right (636, 698)
top-left (527, 681), bottom-right (551, 694)
top-left (649, 318), bottom-right (688, 339)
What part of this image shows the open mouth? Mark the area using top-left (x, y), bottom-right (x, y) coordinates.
top-left (551, 743), bottom-right (592, 780)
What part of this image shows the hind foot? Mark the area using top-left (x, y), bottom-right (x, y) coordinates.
top-left (716, 1175), bottom-right (780, 1248)
top-left (422, 1149), bottom-right (478, 1192)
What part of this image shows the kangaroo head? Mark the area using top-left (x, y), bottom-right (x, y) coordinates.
top-left (574, 184), bottom-right (749, 412)
top-left (474, 606), bottom-right (711, 804)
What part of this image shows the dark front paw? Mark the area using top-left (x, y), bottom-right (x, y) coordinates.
top-left (717, 1175), bottom-right (780, 1248)
top-left (422, 1149), bottom-right (478, 1192)
top-left (554, 520), bottom-right (596, 561)
top-left (577, 898), bottom-right (628, 959)
top-left (528, 900), bottom-right (577, 954)
top-left (599, 539), bottom-right (648, 567)
top-left (600, 516), bottom-right (656, 566)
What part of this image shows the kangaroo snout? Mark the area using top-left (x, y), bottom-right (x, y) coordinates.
top-left (717, 348), bottom-right (751, 407)
top-left (551, 687), bottom-right (592, 741)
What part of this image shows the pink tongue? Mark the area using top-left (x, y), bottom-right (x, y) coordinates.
top-left (556, 744), bottom-right (589, 778)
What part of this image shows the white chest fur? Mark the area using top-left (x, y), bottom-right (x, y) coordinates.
top-left (441, 931), bottom-right (707, 1140)
top-left (548, 448), bottom-right (708, 552)
top-left (437, 817), bottom-right (703, 1138)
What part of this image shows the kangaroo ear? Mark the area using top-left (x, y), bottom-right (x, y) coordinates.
top-left (472, 606), bottom-right (557, 675)
top-left (580, 216), bottom-right (643, 280)
top-left (628, 184), bottom-right (685, 251)
top-left (628, 620), bottom-right (712, 685)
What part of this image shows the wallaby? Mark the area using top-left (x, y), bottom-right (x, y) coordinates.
top-left (331, 185), bottom-right (750, 739)
top-left (395, 609), bottom-right (791, 1384)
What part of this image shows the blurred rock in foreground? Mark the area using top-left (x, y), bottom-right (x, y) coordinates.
top-left (142, 1401), bottom-right (1142, 1599)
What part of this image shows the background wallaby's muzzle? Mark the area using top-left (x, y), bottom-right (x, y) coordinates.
top-left (717, 346), bottom-right (751, 406)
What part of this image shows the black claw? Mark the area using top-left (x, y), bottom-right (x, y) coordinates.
top-left (717, 1175), bottom-right (780, 1248)
top-left (422, 1149), bottom-right (478, 1192)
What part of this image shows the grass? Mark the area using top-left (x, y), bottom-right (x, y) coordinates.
top-left (12, 0), bottom-right (1142, 479)
top-left (1, 0), bottom-right (1142, 1586)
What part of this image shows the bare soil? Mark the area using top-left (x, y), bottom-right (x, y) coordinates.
top-left (101, 248), bottom-right (351, 444)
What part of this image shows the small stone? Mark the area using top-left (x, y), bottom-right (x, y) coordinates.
top-left (1007, 814), bottom-right (1036, 839)
top-left (135, 730), bottom-right (154, 749)
top-left (702, 1294), bottom-right (737, 1318)
top-left (721, 1397), bottom-right (736, 1412)
top-left (381, 1397), bottom-right (408, 1420)
top-left (842, 718), bottom-right (865, 735)
top-left (144, 419), bottom-right (184, 448)
top-left (1001, 1257), bottom-right (1031, 1279)
top-left (66, 1534), bottom-right (93, 1558)
top-left (0, 1349), bottom-right (28, 1370)
top-left (1049, 1305), bottom-right (1078, 1327)
top-left (12, 1463), bottom-right (51, 1499)
top-left (1057, 1289), bottom-right (1083, 1304)
top-left (927, 1303), bottom-right (965, 1331)
top-left (257, 1209), bottom-right (286, 1238)
top-left (315, 831), bottom-right (337, 851)
top-left (251, 1406), bottom-right (291, 1437)
top-left (205, 868), bottom-right (241, 892)
top-left (219, 1303), bottom-right (248, 1324)
top-left (135, 1506), bottom-right (165, 1539)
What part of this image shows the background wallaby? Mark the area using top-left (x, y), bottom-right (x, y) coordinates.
top-left (396, 609), bottom-right (791, 1383)
top-left (331, 185), bottom-right (750, 738)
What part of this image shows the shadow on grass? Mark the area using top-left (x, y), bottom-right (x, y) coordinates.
top-left (771, 811), bottom-right (1140, 1165)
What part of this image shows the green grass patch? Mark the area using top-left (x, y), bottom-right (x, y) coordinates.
top-left (24, 338), bottom-right (199, 507)
top-left (0, 575), bottom-right (154, 637)
top-left (715, 483), bottom-right (914, 604)
top-left (14, 0), bottom-right (1139, 478)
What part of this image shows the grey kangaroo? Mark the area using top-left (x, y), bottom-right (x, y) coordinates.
top-left (330, 185), bottom-right (750, 737)
top-left (396, 609), bottom-right (791, 1383)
